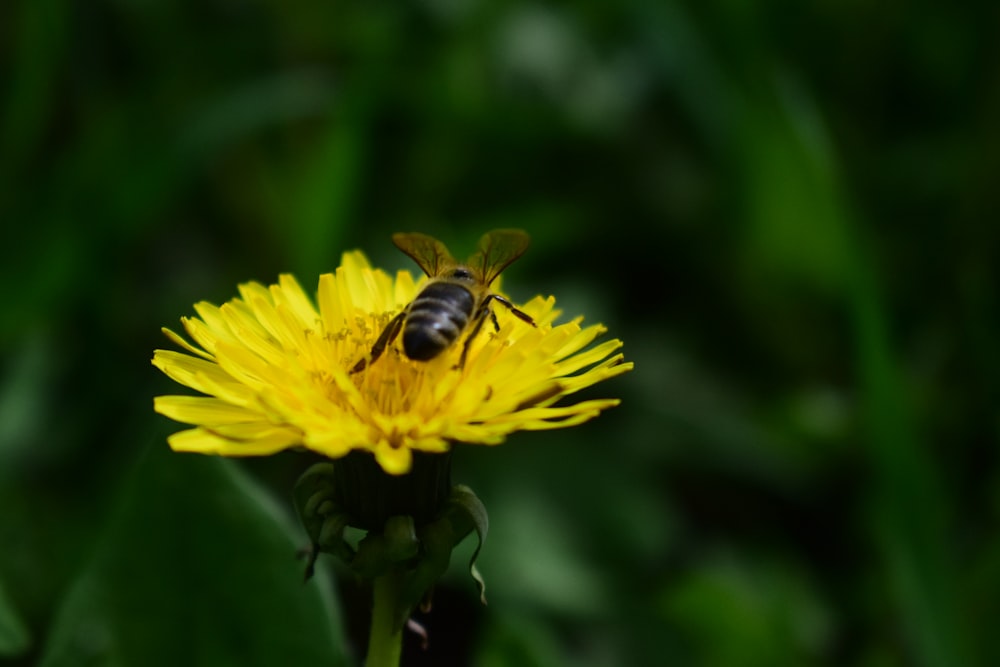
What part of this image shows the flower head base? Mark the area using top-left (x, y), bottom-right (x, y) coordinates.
top-left (153, 250), bottom-right (631, 475)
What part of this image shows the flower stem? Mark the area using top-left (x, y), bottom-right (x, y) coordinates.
top-left (365, 572), bottom-right (403, 667)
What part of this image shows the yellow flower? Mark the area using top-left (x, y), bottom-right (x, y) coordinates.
top-left (152, 250), bottom-right (632, 475)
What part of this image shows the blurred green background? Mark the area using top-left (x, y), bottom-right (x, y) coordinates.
top-left (1, 1), bottom-right (996, 665)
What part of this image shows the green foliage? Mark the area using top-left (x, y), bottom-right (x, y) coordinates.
top-left (0, 579), bottom-right (31, 658)
top-left (1, 0), bottom-right (995, 665)
top-left (38, 447), bottom-right (348, 667)
top-left (660, 552), bottom-right (832, 667)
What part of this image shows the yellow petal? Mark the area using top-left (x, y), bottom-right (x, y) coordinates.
top-left (154, 395), bottom-right (260, 425)
top-left (167, 426), bottom-right (301, 456)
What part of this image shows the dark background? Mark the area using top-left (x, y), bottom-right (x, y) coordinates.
top-left (1, 1), bottom-right (998, 665)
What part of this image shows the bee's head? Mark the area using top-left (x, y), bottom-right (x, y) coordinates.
top-left (447, 266), bottom-right (476, 283)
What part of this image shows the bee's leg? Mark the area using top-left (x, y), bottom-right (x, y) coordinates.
top-left (350, 311), bottom-right (405, 374)
top-left (457, 305), bottom-right (491, 370)
top-left (457, 295), bottom-right (535, 370)
top-left (489, 294), bottom-right (536, 327)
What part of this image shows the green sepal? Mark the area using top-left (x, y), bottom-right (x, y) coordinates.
top-left (293, 463), bottom-right (338, 542)
top-left (294, 464), bottom-right (489, 630)
top-left (350, 516), bottom-right (420, 579)
top-left (350, 533), bottom-right (391, 579)
top-left (293, 463), bottom-right (355, 579)
top-left (383, 515), bottom-right (420, 562)
top-left (397, 484), bottom-right (490, 624)
top-left (445, 485), bottom-right (489, 605)
top-left (317, 512), bottom-right (354, 561)
top-left (394, 521), bottom-right (452, 629)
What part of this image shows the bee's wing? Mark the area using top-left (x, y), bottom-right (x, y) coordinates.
top-left (470, 229), bottom-right (531, 285)
top-left (392, 232), bottom-right (456, 277)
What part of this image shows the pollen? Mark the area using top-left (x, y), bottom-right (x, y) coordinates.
top-left (152, 250), bottom-right (632, 475)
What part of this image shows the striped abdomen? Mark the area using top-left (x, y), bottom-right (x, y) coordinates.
top-left (403, 281), bottom-right (476, 361)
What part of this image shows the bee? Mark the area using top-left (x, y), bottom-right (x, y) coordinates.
top-left (350, 229), bottom-right (536, 373)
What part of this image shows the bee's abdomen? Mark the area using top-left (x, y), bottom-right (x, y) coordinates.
top-left (403, 282), bottom-right (475, 361)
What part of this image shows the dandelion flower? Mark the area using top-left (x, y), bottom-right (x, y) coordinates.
top-left (152, 250), bottom-right (631, 476)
